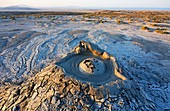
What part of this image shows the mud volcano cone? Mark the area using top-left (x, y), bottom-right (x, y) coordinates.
top-left (0, 41), bottom-right (156, 111)
top-left (56, 41), bottom-right (127, 86)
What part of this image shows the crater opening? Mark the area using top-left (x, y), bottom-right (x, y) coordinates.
top-left (79, 58), bottom-right (106, 75)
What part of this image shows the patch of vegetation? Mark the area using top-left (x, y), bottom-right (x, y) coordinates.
top-left (37, 15), bottom-right (42, 18)
top-left (128, 19), bottom-right (133, 23)
top-left (83, 10), bottom-right (170, 24)
top-left (116, 19), bottom-right (124, 24)
top-left (51, 18), bottom-right (55, 21)
top-left (10, 16), bottom-right (16, 20)
top-left (154, 28), bottom-right (169, 34)
top-left (1, 15), bottom-right (7, 19)
top-left (98, 19), bottom-right (107, 23)
top-left (99, 20), bottom-right (104, 23)
top-left (141, 26), bottom-right (149, 30)
top-left (150, 24), bottom-right (158, 27)
top-left (24, 15), bottom-right (29, 18)
top-left (109, 16), bottom-right (113, 20)
top-left (70, 18), bottom-right (76, 21)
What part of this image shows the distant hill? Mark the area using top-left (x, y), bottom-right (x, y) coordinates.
top-left (0, 5), bottom-right (40, 11)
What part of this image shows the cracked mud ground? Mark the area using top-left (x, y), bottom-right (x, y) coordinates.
top-left (0, 65), bottom-right (156, 111)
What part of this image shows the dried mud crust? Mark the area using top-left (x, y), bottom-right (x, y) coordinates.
top-left (0, 65), bottom-right (156, 111)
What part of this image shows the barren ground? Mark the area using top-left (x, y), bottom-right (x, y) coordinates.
top-left (0, 11), bottom-right (170, 110)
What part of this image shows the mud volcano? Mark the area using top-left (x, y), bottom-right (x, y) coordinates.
top-left (57, 41), bottom-right (127, 86)
top-left (0, 41), bottom-right (157, 111)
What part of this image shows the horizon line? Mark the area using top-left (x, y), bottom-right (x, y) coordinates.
top-left (0, 5), bottom-right (170, 9)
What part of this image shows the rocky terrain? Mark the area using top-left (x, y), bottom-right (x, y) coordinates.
top-left (0, 64), bottom-right (156, 111)
top-left (0, 11), bottom-right (170, 110)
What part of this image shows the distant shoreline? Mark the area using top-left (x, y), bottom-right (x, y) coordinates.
top-left (0, 6), bottom-right (170, 12)
top-left (0, 9), bottom-right (170, 14)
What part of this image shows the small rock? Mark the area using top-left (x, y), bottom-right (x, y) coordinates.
top-left (118, 99), bottom-right (124, 108)
top-left (102, 52), bottom-right (110, 59)
top-left (34, 80), bottom-right (41, 89)
top-left (82, 94), bottom-right (94, 107)
top-left (56, 99), bottom-right (61, 107)
top-left (13, 105), bottom-right (20, 111)
top-left (46, 88), bottom-right (54, 99)
top-left (75, 46), bottom-right (81, 54)
top-left (30, 96), bottom-right (41, 110)
top-left (31, 91), bottom-right (38, 100)
top-left (38, 87), bottom-right (46, 94)
top-left (42, 102), bottom-right (48, 111)
top-left (51, 96), bottom-right (57, 104)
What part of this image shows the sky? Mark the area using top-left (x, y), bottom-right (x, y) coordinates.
top-left (0, 0), bottom-right (170, 8)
